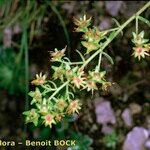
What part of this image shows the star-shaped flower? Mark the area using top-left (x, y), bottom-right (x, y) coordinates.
top-left (73, 15), bottom-right (91, 32)
top-left (132, 47), bottom-right (149, 60)
top-left (23, 109), bottom-right (39, 126)
top-left (50, 46), bottom-right (66, 61)
top-left (66, 100), bottom-right (81, 115)
top-left (43, 114), bottom-right (56, 128)
top-left (31, 73), bottom-right (46, 86)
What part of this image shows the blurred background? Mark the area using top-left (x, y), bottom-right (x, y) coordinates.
top-left (0, 1), bottom-right (150, 150)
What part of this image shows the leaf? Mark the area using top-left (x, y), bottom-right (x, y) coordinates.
top-left (112, 18), bottom-right (123, 36)
top-left (108, 31), bottom-right (116, 40)
top-left (138, 16), bottom-right (150, 27)
top-left (102, 52), bottom-right (114, 64)
top-left (76, 49), bottom-right (85, 62)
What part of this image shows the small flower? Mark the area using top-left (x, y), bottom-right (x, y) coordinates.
top-left (65, 69), bottom-right (74, 80)
top-left (55, 99), bottom-right (67, 111)
top-left (81, 41), bottom-right (100, 54)
top-left (66, 100), bottom-right (81, 115)
top-left (89, 71), bottom-right (106, 83)
top-left (52, 66), bottom-right (65, 81)
top-left (83, 28), bottom-right (106, 43)
top-left (132, 31), bottom-right (149, 46)
top-left (31, 73), bottom-right (46, 85)
top-left (86, 80), bottom-right (98, 92)
top-left (29, 88), bottom-right (42, 104)
top-left (39, 105), bottom-right (49, 115)
top-left (55, 113), bottom-right (64, 122)
top-left (23, 109), bottom-right (39, 126)
top-left (73, 15), bottom-right (91, 32)
top-left (72, 76), bottom-right (86, 89)
top-left (50, 46), bottom-right (66, 61)
top-left (132, 47), bottom-right (149, 60)
top-left (71, 68), bottom-right (86, 89)
top-left (102, 81), bottom-right (112, 91)
top-left (43, 114), bottom-right (56, 128)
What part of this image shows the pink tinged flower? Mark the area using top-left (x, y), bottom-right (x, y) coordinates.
top-left (73, 15), bottom-right (91, 32)
top-left (50, 46), bottom-right (66, 61)
top-left (86, 81), bottom-right (98, 92)
top-left (66, 100), bottom-right (81, 115)
top-left (44, 114), bottom-right (56, 128)
top-left (72, 76), bottom-right (86, 89)
top-left (132, 47), bottom-right (149, 60)
top-left (71, 69), bottom-right (86, 88)
top-left (55, 114), bottom-right (64, 122)
top-left (31, 73), bottom-right (46, 85)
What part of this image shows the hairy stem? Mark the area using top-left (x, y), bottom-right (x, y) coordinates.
top-left (97, 52), bottom-right (102, 71)
top-left (48, 81), bottom-right (69, 102)
top-left (136, 16), bottom-right (139, 35)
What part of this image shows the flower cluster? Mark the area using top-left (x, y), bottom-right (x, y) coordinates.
top-left (22, 3), bottom-right (150, 129)
top-left (24, 76), bottom-right (82, 128)
top-left (74, 15), bottom-right (107, 54)
top-left (50, 49), bottom-right (111, 92)
top-left (23, 15), bottom-right (115, 128)
top-left (132, 31), bottom-right (150, 60)
top-left (73, 15), bottom-right (91, 32)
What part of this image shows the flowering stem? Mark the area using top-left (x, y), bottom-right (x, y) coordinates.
top-left (58, 60), bottom-right (83, 65)
top-left (70, 62), bottom-right (84, 65)
top-left (66, 84), bottom-right (70, 100)
top-left (41, 85), bottom-right (56, 91)
top-left (81, 1), bottom-right (150, 69)
top-left (41, 85), bottom-right (56, 95)
top-left (136, 16), bottom-right (139, 35)
top-left (48, 81), bottom-right (69, 101)
top-left (97, 52), bottom-right (102, 71)
top-left (103, 27), bottom-right (119, 33)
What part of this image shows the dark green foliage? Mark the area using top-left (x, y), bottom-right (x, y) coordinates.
top-left (0, 46), bottom-right (25, 94)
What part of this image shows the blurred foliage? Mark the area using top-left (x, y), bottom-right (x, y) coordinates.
top-left (68, 132), bottom-right (93, 150)
top-left (0, 46), bottom-right (25, 94)
top-left (103, 131), bottom-right (118, 150)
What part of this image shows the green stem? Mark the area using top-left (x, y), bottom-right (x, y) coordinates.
top-left (103, 27), bottom-right (119, 33)
top-left (97, 52), bottom-right (102, 71)
top-left (81, 1), bottom-right (150, 69)
top-left (136, 16), bottom-right (138, 35)
top-left (70, 62), bottom-right (84, 65)
top-left (66, 84), bottom-right (70, 100)
top-left (58, 60), bottom-right (83, 65)
top-left (48, 81), bottom-right (69, 101)
top-left (41, 85), bottom-right (56, 91)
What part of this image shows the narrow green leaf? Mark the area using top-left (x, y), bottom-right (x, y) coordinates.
top-left (112, 18), bottom-right (123, 36)
top-left (108, 31), bottom-right (116, 40)
top-left (138, 16), bottom-right (150, 27)
top-left (102, 52), bottom-right (114, 65)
